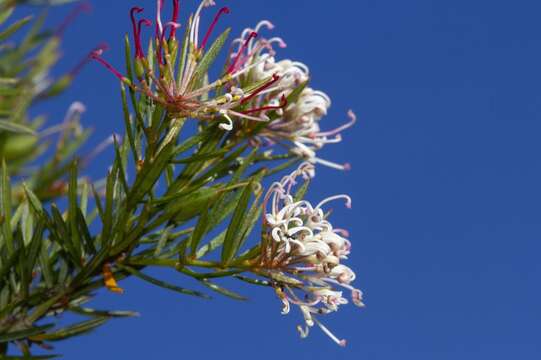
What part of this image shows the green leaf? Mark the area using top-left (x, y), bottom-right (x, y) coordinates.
top-left (90, 184), bottom-right (105, 224)
top-left (234, 275), bottom-right (270, 287)
top-left (112, 136), bottom-right (130, 196)
top-left (118, 264), bottom-right (210, 299)
top-left (23, 219), bottom-right (44, 285)
top-left (0, 120), bottom-right (36, 135)
top-left (176, 14), bottom-right (192, 85)
top-left (195, 230), bottom-right (225, 259)
top-left (128, 121), bottom-right (184, 206)
top-left (198, 279), bottom-right (247, 300)
top-left (187, 28), bottom-right (231, 91)
top-left (150, 186), bottom-right (221, 228)
top-left (0, 15), bottom-right (32, 42)
top-left (31, 318), bottom-right (109, 342)
top-left (235, 188), bottom-right (263, 256)
top-left (154, 225), bottom-right (172, 256)
top-left (22, 183), bottom-right (43, 215)
top-left (189, 207), bottom-right (210, 256)
top-left (120, 83), bottom-right (139, 162)
top-left (100, 168), bottom-right (116, 246)
top-left (0, 6), bottom-right (14, 26)
top-left (171, 148), bottom-right (228, 164)
top-left (0, 246), bottom-right (21, 282)
top-left (0, 159), bottom-right (13, 255)
top-left (0, 323), bottom-right (54, 342)
top-left (38, 240), bottom-right (54, 288)
top-left (293, 177), bottom-right (311, 202)
top-left (68, 160), bottom-right (82, 258)
top-left (69, 306), bottom-right (139, 318)
top-left (221, 179), bottom-right (254, 265)
top-left (76, 207), bottom-right (95, 255)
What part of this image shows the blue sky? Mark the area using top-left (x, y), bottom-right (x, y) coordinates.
top-left (20, 0), bottom-right (541, 358)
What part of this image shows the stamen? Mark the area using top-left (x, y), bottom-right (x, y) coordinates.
top-left (200, 7), bottom-right (230, 50)
top-left (169, 0), bottom-right (181, 39)
top-left (241, 73), bottom-right (279, 104)
top-left (228, 31), bottom-right (258, 73)
top-left (55, 2), bottom-right (92, 37)
top-left (313, 318), bottom-right (347, 347)
top-left (297, 325), bottom-right (310, 338)
top-left (255, 20), bottom-right (274, 32)
top-left (317, 110), bottom-right (357, 137)
top-left (312, 157), bottom-right (351, 171)
top-left (267, 37), bottom-right (287, 48)
top-left (334, 228), bottom-right (350, 237)
top-left (218, 110), bottom-right (234, 131)
top-left (90, 49), bottom-right (126, 81)
top-left (316, 195), bottom-right (352, 209)
top-left (64, 102), bottom-right (86, 124)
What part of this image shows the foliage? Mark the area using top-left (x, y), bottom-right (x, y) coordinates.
top-left (0, 0), bottom-right (361, 356)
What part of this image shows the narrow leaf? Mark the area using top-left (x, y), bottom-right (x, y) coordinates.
top-left (221, 179), bottom-right (254, 264)
top-left (199, 279), bottom-right (247, 300)
top-left (118, 264), bottom-right (210, 299)
top-left (31, 318), bottom-right (108, 341)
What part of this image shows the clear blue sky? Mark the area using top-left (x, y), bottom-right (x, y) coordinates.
top-left (24, 0), bottom-right (541, 358)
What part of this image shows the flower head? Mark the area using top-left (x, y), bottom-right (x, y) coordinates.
top-left (230, 22), bottom-right (356, 171)
top-left (259, 163), bottom-right (364, 346)
top-left (92, 1), bottom-right (292, 131)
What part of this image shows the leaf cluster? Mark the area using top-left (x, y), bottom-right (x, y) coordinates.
top-left (0, 2), bottom-right (308, 357)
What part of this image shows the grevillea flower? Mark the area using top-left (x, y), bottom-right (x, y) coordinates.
top-left (229, 22), bottom-right (356, 170)
top-left (92, 1), bottom-right (355, 171)
top-left (92, 0), bottom-right (288, 131)
top-left (259, 163), bottom-right (364, 346)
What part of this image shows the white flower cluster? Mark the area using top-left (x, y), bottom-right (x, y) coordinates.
top-left (230, 22), bottom-right (356, 171)
top-left (261, 163), bottom-right (364, 346)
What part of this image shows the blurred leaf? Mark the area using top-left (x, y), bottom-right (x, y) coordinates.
top-left (0, 159), bottom-right (14, 255)
top-left (0, 120), bottom-right (36, 134)
top-left (0, 15), bottom-right (31, 41)
top-left (0, 6), bottom-right (14, 26)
